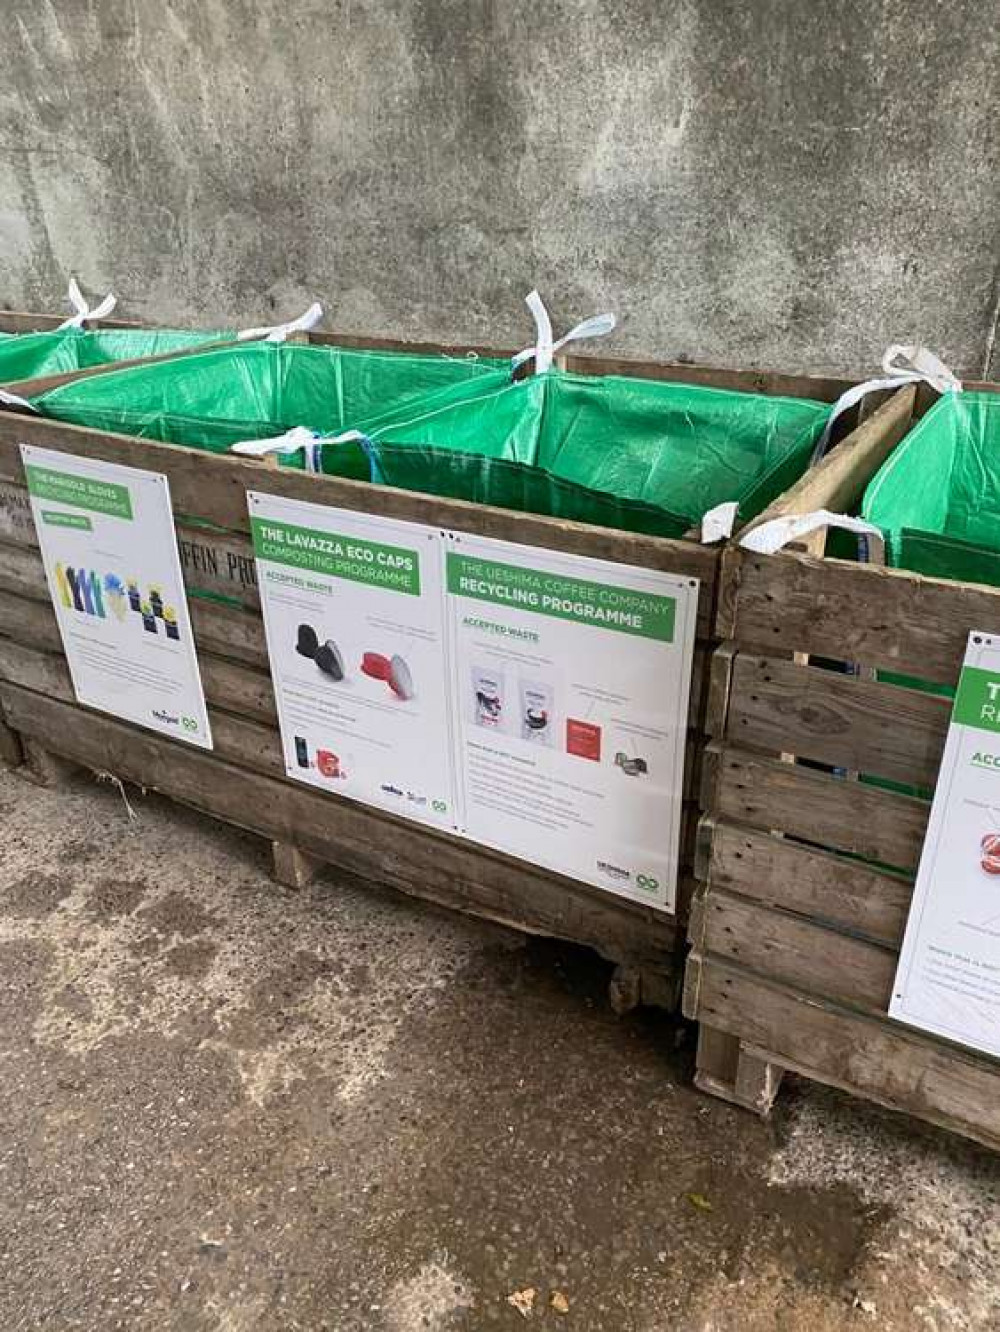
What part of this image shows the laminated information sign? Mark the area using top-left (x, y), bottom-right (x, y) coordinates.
top-left (444, 532), bottom-right (696, 909)
top-left (248, 492), bottom-right (455, 832)
top-left (22, 445), bottom-right (212, 749)
top-left (251, 492), bottom-right (698, 912)
top-left (891, 631), bottom-right (1000, 1055)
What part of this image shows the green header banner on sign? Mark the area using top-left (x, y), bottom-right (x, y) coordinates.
top-left (25, 464), bottom-right (133, 521)
top-left (446, 551), bottom-right (676, 642)
top-left (41, 510), bottom-right (93, 532)
top-left (953, 665), bottom-right (1000, 734)
top-left (251, 516), bottom-right (421, 596)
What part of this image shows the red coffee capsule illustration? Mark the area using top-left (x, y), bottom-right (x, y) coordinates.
top-left (981, 833), bottom-right (1000, 875)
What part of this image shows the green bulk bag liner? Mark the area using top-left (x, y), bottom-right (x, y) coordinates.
top-left (864, 391), bottom-right (1000, 588)
top-left (0, 327), bottom-right (228, 386)
top-left (319, 369), bottom-right (833, 539)
top-left (28, 341), bottom-right (508, 462)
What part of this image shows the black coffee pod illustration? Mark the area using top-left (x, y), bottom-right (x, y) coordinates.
top-left (296, 623), bottom-right (320, 659)
top-left (525, 708), bottom-right (548, 731)
top-left (614, 751), bottom-right (648, 777)
top-left (314, 639), bottom-right (345, 681)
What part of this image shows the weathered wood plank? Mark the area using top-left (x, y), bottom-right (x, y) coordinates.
top-left (709, 742), bottom-right (929, 870)
top-left (690, 954), bottom-right (1000, 1151)
top-left (726, 653), bottom-right (950, 788)
top-left (561, 353), bottom-right (856, 402)
top-left (0, 540), bottom-right (266, 667)
top-left (700, 889), bottom-right (897, 1013)
top-left (0, 603), bottom-right (276, 728)
top-left (0, 414), bottom-right (718, 630)
top-left (0, 681), bottom-right (678, 971)
top-left (707, 821), bottom-right (912, 948)
top-left (723, 548), bottom-right (1000, 686)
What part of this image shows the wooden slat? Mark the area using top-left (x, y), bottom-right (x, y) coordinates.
top-left (0, 620), bottom-right (277, 728)
top-left (0, 414), bottom-right (718, 631)
top-left (561, 353), bottom-right (855, 402)
top-left (0, 682), bottom-right (677, 970)
top-left (744, 387), bottom-right (915, 527)
top-left (710, 742), bottom-right (929, 870)
top-left (699, 888), bottom-right (896, 1013)
top-left (690, 956), bottom-right (1000, 1153)
top-left (721, 548), bottom-right (1000, 685)
top-left (726, 653), bottom-right (950, 788)
top-left (707, 821), bottom-right (912, 948)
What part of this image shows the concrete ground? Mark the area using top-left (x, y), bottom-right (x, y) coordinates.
top-left (1, 765), bottom-right (999, 1332)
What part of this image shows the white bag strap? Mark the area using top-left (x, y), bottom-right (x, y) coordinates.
top-left (700, 500), bottom-right (741, 544)
top-left (739, 510), bottom-right (885, 561)
top-left (231, 426), bottom-right (322, 472)
top-left (812, 344), bottom-right (961, 462)
top-left (511, 290), bottom-right (616, 373)
top-left (0, 388), bottom-right (39, 413)
top-left (56, 277), bottom-right (117, 330)
top-left (236, 301), bottom-right (324, 343)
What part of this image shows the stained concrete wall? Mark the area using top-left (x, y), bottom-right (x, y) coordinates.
top-left (2, 1), bottom-right (999, 377)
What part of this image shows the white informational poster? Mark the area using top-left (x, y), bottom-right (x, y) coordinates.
top-left (443, 533), bottom-right (697, 911)
top-left (891, 631), bottom-right (1000, 1056)
top-left (250, 494), bottom-right (698, 911)
top-left (249, 493), bottom-right (456, 831)
top-left (22, 445), bottom-right (212, 749)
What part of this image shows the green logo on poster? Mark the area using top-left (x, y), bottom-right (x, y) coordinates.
top-left (637, 874), bottom-right (660, 892)
top-left (182, 716), bottom-right (199, 733)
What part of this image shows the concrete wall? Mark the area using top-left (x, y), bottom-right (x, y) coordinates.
top-left (2, 0), bottom-right (999, 377)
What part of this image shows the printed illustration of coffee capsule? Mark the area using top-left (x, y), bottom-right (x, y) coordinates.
top-left (316, 749), bottom-right (341, 778)
top-left (149, 585), bottom-right (164, 617)
top-left (294, 736), bottom-right (310, 769)
top-left (361, 651), bottom-right (392, 682)
top-left (388, 654), bottom-right (415, 701)
top-left (80, 569), bottom-right (95, 616)
top-left (296, 623), bottom-right (320, 659)
top-left (981, 834), bottom-right (1000, 875)
top-left (54, 562), bottom-right (72, 609)
top-left (66, 567), bottom-right (84, 613)
top-left (90, 570), bottom-right (106, 619)
top-left (163, 606), bottom-right (180, 641)
top-left (127, 578), bottom-right (141, 612)
top-left (141, 600), bottom-right (157, 633)
top-left (314, 639), bottom-right (345, 681)
top-left (614, 751), bottom-right (649, 777)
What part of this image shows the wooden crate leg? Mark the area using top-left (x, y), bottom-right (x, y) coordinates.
top-left (694, 1025), bottom-right (782, 1116)
top-left (271, 841), bottom-right (320, 890)
top-left (21, 739), bottom-right (77, 788)
top-left (608, 964), bottom-right (643, 1015)
top-left (0, 717), bottom-right (24, 770)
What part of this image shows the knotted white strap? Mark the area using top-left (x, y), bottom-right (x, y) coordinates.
top-left (700, 501), bottom-right (740, 543)
top-left (56, 277), bottom-right (117, 330)
top-left (740, 510), bottom-right (885, 561)
top-left (0, 388), bottom-right (39, 412)
top-left (812, 345), bottom-right (961, 462)
top-left (231, 426), bottom-right (322, 472)
top-left (237, 302), bottom-right (324, 343)
top-left (511, 290), bottom-right (616, 373)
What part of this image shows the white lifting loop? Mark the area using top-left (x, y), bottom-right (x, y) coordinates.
top-left (57, 277), bottom-right (117, 330)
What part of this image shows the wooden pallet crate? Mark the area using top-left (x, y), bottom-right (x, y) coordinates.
top-left (685, 382), bottom-right (1000, 1147)
top-left (0, 323), bottom-right (894, 1011)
